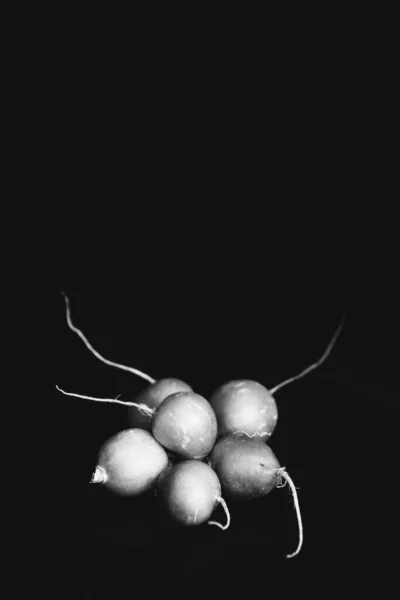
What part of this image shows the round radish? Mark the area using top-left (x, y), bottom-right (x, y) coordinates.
top-left (152, 391), bottom-right (218, 459)
top-left (157, 460), bottom-right (230, 529)
top-left (208, 433), bottom-right (281, 500)
top-left (91, 428), bottom-right (168, 496)
top-left (208, 433), bottom-right (303, 558)
top-left (210, 380), bottom-right (278, 440)
top-left (127, 378), bottom-right (193, 429)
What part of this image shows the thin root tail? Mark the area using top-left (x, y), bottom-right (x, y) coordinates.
top-left (55, 385), bottom-right (155, 415)
top-left (208, 497), bottom-right (231, 531)
top-left (60, 291), bottom-right (156, 384)
top-left (281, 470), bottom-right (303, 559)
top-left (270, 313), bottom-right (346, 394)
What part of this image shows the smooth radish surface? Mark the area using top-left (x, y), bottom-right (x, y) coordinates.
top-left (208, 434), bottom-right (281, 500)
top-left (127, 378), bottom-right (193, 430)
top-left (210, 380), bottom-right (278, 440)
top-left (92, 428), bottom-right (168, 496)
top-left (157, 460), bottom-right (229, 529)
top-left (208, 434), bottom-right (303, 557)
top-left (152, 391), bottom-right (218, 459)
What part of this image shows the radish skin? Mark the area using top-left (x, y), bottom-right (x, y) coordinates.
top-left (210, 380), bottom-right (278, 440)
top-left (209, 434), bottom-right (281, 500)
top-left (152, 391), bottom-right (218, 460)
top-left (92, 428), bottom-right (168, 496)
top-left (127, 378), bottom-right (193, 430)
top-left (209, 434), bottom-right (303, 558)
top-left (157, 460), bottom-right (230, 529)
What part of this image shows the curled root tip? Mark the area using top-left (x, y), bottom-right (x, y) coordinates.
top-left (275, 467), bottom-right (288, 488)
top-left (286, 548), bottom-right (302, 559)
top-left (208, 497), bottom-right (231, 531)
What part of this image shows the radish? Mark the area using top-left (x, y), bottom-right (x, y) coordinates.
top-left (157, 460), bottom-right (230, 529)
top-left (208, 433), bottom-right (303, 558)
top-left (210, 316), bottom-right (346, 439)
top-left (208, 434), bottom-right (281, 499)
top-left (127, 378), bottom-right (193, 430)
top-left (91, 428), bottom-right (168, 496)
top-left (56, 386), bottom-right (217, 460)
top-left (151, 391), bottom-right (218, 460)
top-left (58, 293), bottom-right (341, 559)
top-left (210, 380), bottom-right (278, 440)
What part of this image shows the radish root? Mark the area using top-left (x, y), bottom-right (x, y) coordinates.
top-left (61, 291), bottom-right (156, 384)
top-left (91, 466), bottom-right (108, 484)
top-left (269, 314), bottom-right (346, 394)
top-left (275, 467), bottom-right (288, 488)
top-left (208, 497), bottom-right (231, 530)
top-left (279, 469), bottom-right (303, 559)
top-left (55, 385), bottom-right (155, 416)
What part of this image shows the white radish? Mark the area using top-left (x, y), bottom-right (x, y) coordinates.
top-left (92, 428), bottom-right (168, 496)
top-left (157, 460), bottom-right (230, 530)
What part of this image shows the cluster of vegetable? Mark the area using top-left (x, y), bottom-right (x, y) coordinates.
top-left (57, 292), bottom-right (344, 559)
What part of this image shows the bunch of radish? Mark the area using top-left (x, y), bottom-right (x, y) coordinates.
top-left (57, 292), bottom-right (345, 559)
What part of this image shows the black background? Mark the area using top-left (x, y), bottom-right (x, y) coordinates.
top-left (50, 132), bottom-right (398, 594)
top-left (49, 30), bottom-right (396, 593)
top-left (21, 6), bottom-right (395, 592)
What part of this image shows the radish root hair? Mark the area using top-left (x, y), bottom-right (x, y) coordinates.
top-left (60, 291), bottom-right (156, 384)
top-left (275, 467), bottom-right (288, 488)
top-left (235, 430), bottom-right (271, 439)
top-left (269, 313), bottom-right (346, 395)
top-left (55, 385), bottom-right (155, 416)
top-left (279, 469), bottom-right (303, 559)
top-left (208, 497), bottom-right (231, 531)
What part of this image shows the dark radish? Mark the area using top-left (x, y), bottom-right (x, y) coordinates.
top-left (208, 434), bottom-right (303, 558)
top-left (208, 434), bottom-right (281, 499)
top-left (157, 460), bottom-right (230, 529)
top-left (151, 391), bottom-right (218, 460)
top-left (91, 428), bottom-right (168, 496)
top-left (127, 378), bottom-right (193, 430)
top-left (210, 380), bottom-right (277, 440)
